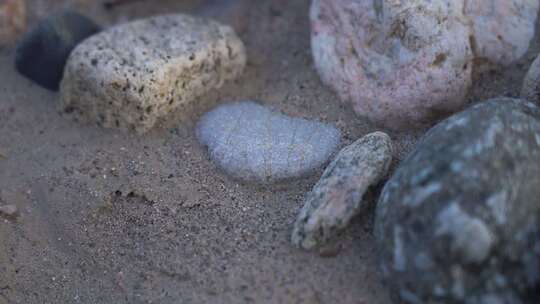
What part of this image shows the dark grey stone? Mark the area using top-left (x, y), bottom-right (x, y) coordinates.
top-left (15, 10), bottom-right (100, 91)
top-left (375, 98), bottom-right (540, 304)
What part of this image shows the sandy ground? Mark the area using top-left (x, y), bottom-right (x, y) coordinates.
top-left (0, 1), bottom-right (539, 303)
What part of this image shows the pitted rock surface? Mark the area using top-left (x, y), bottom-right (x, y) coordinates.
top-left (291, 131), bottom-right (392, 250)
top-left (60, 14), bottom-right (246, 133)
top-left (196, 101), bottom-right (341, 184)
top-left (375, 98), bottom-right (540, 304)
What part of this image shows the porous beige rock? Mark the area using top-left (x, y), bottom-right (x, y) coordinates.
top-left (0, 0), bottom-right (26, 46)
top-left (291, 132), bottom-right (392, 249)
top-left (310, 0), bottom-right (474, 130)
top-left (60, 14), bottom-right (246, 133)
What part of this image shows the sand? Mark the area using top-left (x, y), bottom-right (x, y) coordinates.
top-left (0, 0), bottom-right (538, 303)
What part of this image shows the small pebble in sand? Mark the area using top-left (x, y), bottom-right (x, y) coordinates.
top-left (375, 98), bottom-right (540, 303)
top-left (196, 101), bottom-right (341, 184)
top-left (0, 0), bottom-right (26, 46)
top-left (0, 204), bottom-right (18, 218)
top-left (60, 14), bottom-right (246, 134)
top-left (522, 54), bottom-right (540, 104)
top-left (291, 132), bottom-right (392, 250)
top-left (15, 10), bottom-right (100, 91)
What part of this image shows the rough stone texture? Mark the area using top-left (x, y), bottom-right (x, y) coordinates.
top-left (196, 101), bottom-right (341, 184)
top-left (310, 0), bottom-right (474, 130)
top-left (15, 10), bottom-right (100, 91)
top-left (522, 53), bottom-right (540, 104)
top-left (0, 0), bottom-right (26, 46)
top-left (0, 204), bottom-right (18, 218)
top-left (375, 98), bottom-right (540, 304)
top-left (291, 131), bottom-right (392, 250)
top-left (464, 0), bottom-right (540, 66)
top-left (60, 14), bottom-right (246, 133)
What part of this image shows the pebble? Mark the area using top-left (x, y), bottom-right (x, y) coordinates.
top-left (521, 53), bottom-right (540, 104)
top-left (374, 98), bottom-right (540, 304)
top-left (291, 132), bottom-right (392, 250)
top-left (310, 0), bottom-right (474, 130)
top-left (0, 204), bottom-right (18, 218)
top-left (60, 14), bottom-right (246, 134)
top-left (0, 0), bottom-right (26, 46)
top-left (310, 0), bottom-right (539, 130)
top-left (15, 10), bottom-right (100, 91)
top-left (464, 0), bottom-right (539, 66)
top-left (196, 101), bottom-right (341, 184)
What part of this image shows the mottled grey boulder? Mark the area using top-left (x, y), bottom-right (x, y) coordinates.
top-left (60, 14), bottom-right (246, 133)
top-left (522, 54), bottom-right (540, 104)
top-left (375, 98), bottom-right (540, 304)
top-left (15, 10), bottom-right (100, 91)
top-left (196, 102), bottom-right (341, 184)
top-left (291, 132), bottom-right (392, 250)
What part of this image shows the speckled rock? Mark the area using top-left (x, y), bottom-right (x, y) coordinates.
top-left (196, 101), bottom-right (341, 184)
top-left (375, 98), bottom-right (540, 304)
top-left (0, 204), bottom-right (18, 218)
top-left (60, 14), bottom-right (246, 134)
top-left (15, 10), bottom-right (100, 91)
top-left (310, 0), bottom-right (474, 130)
top-left (464, 0), bottom-right (539, 66)
top-left (521, 54), bottom-right (540, 104)
top-left (291, 132), bottom-right (392, 250)
top-left (0, 0), bottom-right (26, 46)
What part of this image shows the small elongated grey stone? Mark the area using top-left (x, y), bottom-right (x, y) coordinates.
top-left (196, 101), bottom-right (341, 183)
top-left (291, 131), bottom-right (393, 250)
top-left (521, 54), bottom-right (540, 104)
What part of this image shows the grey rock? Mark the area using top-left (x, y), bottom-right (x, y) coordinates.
top-left (375, 98), bottom-right (540, 304)
top-left (291, 131), bottom-right (392, 249)
top-left (196, 101), bottom-right (341, 184)
top-left (0, 204), bottom-right (18, 218)
top-left (522, 54), bottom-right (540, 104)
top-left (60, 14), bottom-right (246, 134)
top-left (15, 10), bottom-right (100, 91)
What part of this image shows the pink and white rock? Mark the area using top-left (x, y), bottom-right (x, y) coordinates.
top-left (464, 0), bottom-right (540, 66)
top-left (310, 0), bottom-right (474, 130)
top-left (311, 0), bottom-right (540, 130)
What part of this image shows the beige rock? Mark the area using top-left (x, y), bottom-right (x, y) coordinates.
top-left (0, 0), bottom-right (26, 46)
top-left (60, 14), bottom-right (246, 133)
